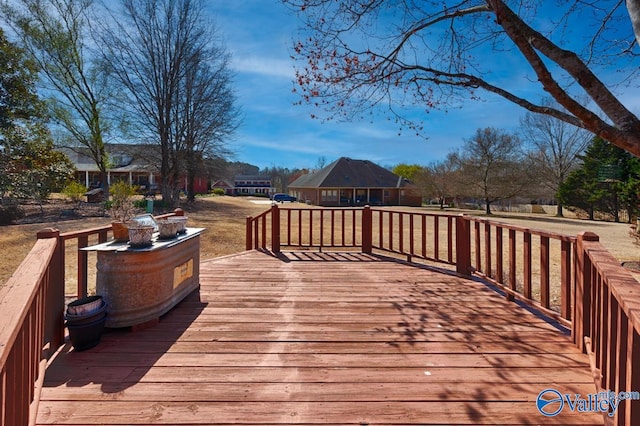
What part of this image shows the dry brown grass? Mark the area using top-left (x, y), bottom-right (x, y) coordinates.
top-left (2, 197), bottom-right (638, 294)
top-left (0, 196), bottom-right (269, 288)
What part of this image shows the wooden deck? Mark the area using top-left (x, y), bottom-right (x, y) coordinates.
top-left (36, 251), bottom-right (603, 425)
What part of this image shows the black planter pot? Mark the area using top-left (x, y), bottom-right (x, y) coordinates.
top-left (66, 300), bottom-right (108, 325)
top-left (67, 295), bottom-right (103, 315)
top-left (65, 298), bottom-right (108, 351)
top-left (66, 315), bottom-right (107, 351)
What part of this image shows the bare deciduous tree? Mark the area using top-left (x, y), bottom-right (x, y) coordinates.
top-left (176, 36), bottom-right (239, 202)
top-left (285, 1), bottom-right (640, 157)
top-left (2, 0), bottom-right (111, 191)
top-left (427, 155), bottom-right (458, 209)
top-left (520, 99), bottom-right (590, 216)
top-left (99, 0), bottom-right (237, 206)
top-left (453, 127), bottom-right (527, 214)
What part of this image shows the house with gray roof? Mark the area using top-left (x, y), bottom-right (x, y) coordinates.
top-left (62, 143), bottom-right (209, 194)
top-left (288, 157), bottom-right (422, 207)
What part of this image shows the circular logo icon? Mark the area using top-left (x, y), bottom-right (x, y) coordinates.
top-left (537, 389), bottom-right (564, 417)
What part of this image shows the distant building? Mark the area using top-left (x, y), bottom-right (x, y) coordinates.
top-left (62, 144), bottom-right (209, 194)
top-left (233, 175), bottom-right (275, 196)
top-left (288, 157), bottom-right (422, 207)
top-left (211, 180), bottom-right (234, 195)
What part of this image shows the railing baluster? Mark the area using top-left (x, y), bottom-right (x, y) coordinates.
top-left (388, 212), bottom-right (394, 252)
top-left (561, 240), bottom-right (572, 320)
top-left (341, 210), bottom-right (345, 246)
top-left (474, 221), bottom-right (481, 272)
top-left (484, 223), bottom-right (491, 278)
top-left (496, 226), bottom-right (503, 284)
top-left (308, 210), bottom-right (313, 247)
top-left (523, 231), bottom-right (532, 300)
top-left (319, 209), bottom-right (324, 248)
top-left (78, 235), bottom-right (89, 298)
top-left (422, 215), bottom-right (428, 259)
top-left (398, 213), bottom-right (404, 254)
top-left (508, 229), bottom-right (516, 302)
top-left (298, 209), bottom-right (302, 246)
top-left (287, 209), bottom-right (292, 246)
top-left (447, 216), bottom-right (453, 263)
top-left (540, 235), bottom-right (550, 309)
top-left (330, 210), bottom-right (335, 247)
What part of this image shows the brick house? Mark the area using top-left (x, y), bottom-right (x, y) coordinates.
top-left (288, 157), bottom-right (422, 207)
top-left (63, 144), bottom-right (209, 194)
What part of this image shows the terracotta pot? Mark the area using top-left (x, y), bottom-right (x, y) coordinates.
top-left (112, 221), bottom-right (129, 242)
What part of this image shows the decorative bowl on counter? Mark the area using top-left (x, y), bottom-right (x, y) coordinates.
top-left (157, 219), bottom-right (180, 239)
top-left (169, 216), bottom-right (188, 234)
top-left (127, 224), bottom-right (155, 247)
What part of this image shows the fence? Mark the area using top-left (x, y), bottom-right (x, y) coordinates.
top-left (2, 205), bottom-right (640, 425)
top-left (246, 204), bottom-right (640, 424)
top-left (0, 210), bottom-right (182, 426)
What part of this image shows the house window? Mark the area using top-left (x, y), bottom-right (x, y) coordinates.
top-left (321, 190), bottom-right (338, 201)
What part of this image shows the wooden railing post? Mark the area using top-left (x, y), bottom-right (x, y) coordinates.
top-left (36, 228), bottom-right (65, 354)
top-left (455, 215), bottom-right (471, 276)
top-left (271, 204), bottom-right (280, 253)
top-left (574, 231), bottom-right (599, 352)
top-left (245, 216), bottom-right (253, 250)
top-left (362, 205), bottom-right (372, 254)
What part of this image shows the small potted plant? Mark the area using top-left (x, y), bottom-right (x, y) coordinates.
top-left (108, 181), bottom-right (138, 242)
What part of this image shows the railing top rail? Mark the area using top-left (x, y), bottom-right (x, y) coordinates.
top-left (465, 215), bottom-right (577, 242)
top-left (249, 208), bottom-right (271, 222)
top-left (0, 237), bottom-right (57, 366)
top-left (283, 206), bottom-right (362, 212)
top-left (60, 225), bottom-right (112, 241)
top-left (582, 235), bottom-right (640, 334)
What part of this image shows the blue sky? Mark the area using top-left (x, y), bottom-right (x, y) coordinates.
top-left (207, 1), bottom-right (640, 171)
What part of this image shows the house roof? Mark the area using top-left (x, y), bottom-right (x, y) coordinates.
top-left (289, 157), bottom-right (414, 189)
top-left (61, 144), bottom-right (160, 173)
top-left (234, 175), bottom-right (271, 181)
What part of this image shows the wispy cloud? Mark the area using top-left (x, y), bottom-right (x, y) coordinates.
top-left (230, 57), bottom-right (295, 79)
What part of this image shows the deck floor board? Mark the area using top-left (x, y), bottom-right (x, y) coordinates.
top-left (36, 251), bottom-right (603, 425)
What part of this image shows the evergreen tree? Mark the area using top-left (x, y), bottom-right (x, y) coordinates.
top-left (558, 137), bottom-right (640, 222)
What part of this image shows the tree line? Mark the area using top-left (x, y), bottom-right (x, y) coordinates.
top-left (394, 123), bottom-right (640, 223)
top-left (0, 0), bottom-right (239, 213)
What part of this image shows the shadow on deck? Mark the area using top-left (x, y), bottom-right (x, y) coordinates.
top-left (36, 251), bottom-right (602, 425)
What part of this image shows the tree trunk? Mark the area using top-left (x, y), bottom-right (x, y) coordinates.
top-left (556, 203), bottom-right (563, 217)
top-left (485, 199), bottom-right (492, 215)
top-left (627, 0), bottom-right (640, 46)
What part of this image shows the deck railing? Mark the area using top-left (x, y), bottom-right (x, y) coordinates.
top-left (246, 204), bottom-right (640, 424)
top-left (0, 229), bottom-right (64, 426)
top-left (574, 232), bottom-right (640, 425)
top-left (3, 205), bottom-right (640, 425)
top-left (0, 210), bottom-right (182, 426)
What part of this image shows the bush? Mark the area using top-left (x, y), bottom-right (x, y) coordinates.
top-left (0, 205), bottom-right (25, 225)
top-left (109, 181), bottom-right (137, 221)
top-left (133, 199), bottom-right (147, 209)
top-left (211, 188), bottom-right (225, 196)
top-left (63, 181), bottom-right (87, 204)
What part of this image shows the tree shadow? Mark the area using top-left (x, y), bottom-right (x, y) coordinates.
top-left (42, 288), bottom-right (206, 394)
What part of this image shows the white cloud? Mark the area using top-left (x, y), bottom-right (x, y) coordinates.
top-left (230, 57), bottom-right (295, 79)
